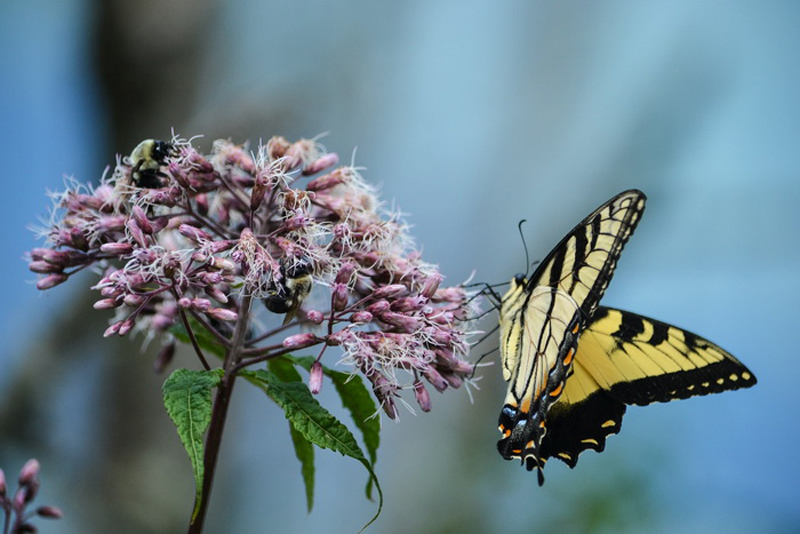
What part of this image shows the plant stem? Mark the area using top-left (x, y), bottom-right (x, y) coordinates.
top-left (186, 295), bottom-right (253, 534)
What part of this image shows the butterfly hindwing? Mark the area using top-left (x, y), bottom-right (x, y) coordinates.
top-left (497, 190), bottom-right (647, 483)
top-left (538, 306), bottom-right (757, 467)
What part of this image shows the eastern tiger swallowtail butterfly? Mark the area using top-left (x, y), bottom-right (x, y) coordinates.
top-left (496, 189), bottom-right (756, 485)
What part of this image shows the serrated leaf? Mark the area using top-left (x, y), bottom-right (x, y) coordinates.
top-left (162, 368), bottom-right (223, 519)
top-left (246, 370), bottom-right (383, 531)
top-left (285, 356), bottom-right (380, 498)
top-left (171, 318), bottom-right (226, 359)
top-left (267, 359), bottom-right (315, 512)
top-left (289, 425), bottom-right (315, 512)
top-left (268, 357), bottom-right (302, 383)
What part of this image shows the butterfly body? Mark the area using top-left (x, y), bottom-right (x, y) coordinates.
top-left (496, 190), bottom-right (756, 484)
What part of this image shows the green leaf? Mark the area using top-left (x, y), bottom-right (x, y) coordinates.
top-left (171, 317), bottom-right (226, 359)
top-left (162, 368), bottom-right (223, 519)
top-left (245, 369), bottom-right (383, 531)
top-left (285, 356), bottom-right (380, 498)
top-left (267, 359), bottom-right (315, 512)
top-left (289, 425), bottom-right (315, 512)
top-left (268, 357), bottom-right (303, 383)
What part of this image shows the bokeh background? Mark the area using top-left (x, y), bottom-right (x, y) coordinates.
top-left (2, 1), bottom-right (798, 533)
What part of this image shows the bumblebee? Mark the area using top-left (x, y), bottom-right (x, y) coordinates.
top-left (128, 139), bottom-right (174, 188)
top-left (264, 260), bottom-right (313, 324)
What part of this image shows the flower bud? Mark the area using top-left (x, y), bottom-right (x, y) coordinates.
top-left (332, 283), bottom-right (349, 311)
top-left (0, 468), bottom-right (6, 497)
top-left (335, 262), bottom-right (356, 285)
top-left (350, 311), bottom-right (373, 323)
top-left (306, 170), bottom-right (346, 191)
top-left (36, 274), bottom-right (68, 290)
top-left (451, 361), bottom-right (474, 375)
top-left (325, 329), bottom-right (356, 347)
top-left (263, 135), bottom-right (287, 158)
top-left (207, 307), bottom-right (238, 322)
top-left (36, 506), bottom-right (63, 519)
top-left (93, 298), bottom-right (121, 310)
top-left (309, 362), bottom-right (324, 394)
top-left (251, 176), bottom-right (268, 211)
top-left (19, 459), bottom-right (39, 486)
top-left (150, 216), bottom-right (168, 233)
top-left (205, 286), bottom-right (229, 304)
top-left (367, 300), bottom-right (390, 315)
top-left (423, 367), bottom-right (449, 392)
top-left (103, 322), bottom-right (122, 337)
top-left (421, 274), bottom-right (442, 299)
top-left (303, 152), bottom-right (339, 176)
top-left (380, 312), bottom-right (421, 332)
top-left (117, 319), bottom-right (134, 336)
top-left (443, 373), bottom-right (462, 389)
top-left (373, 284), bottom-right (408, 299)
top-left (306, 310), bottom-right (324, 325)
top-left (28, 261), bottom-right (63, 274)
top-left (179, 224), bottom-right (212, 243)
top-left (126, 219), bottom-right (147, 248)
top-left (14, 486), bottom-right (27, 509)
top-left (433, 287), bottom-right (466, 303)
top-left (380, 396), bottom-right (397, 420)
top-left (169, 162), bottom-right (190, 187)
top-left (209, 257), bottom-right (235, 272)
top-left (191, 298), bottom-right (211, 312)
top-left (99, 285), bottom-right (122, 298)
top-left (132, 206), bottom-right (154, 234)
top-left (208, 240), bottom-right (236, 254)
top-left (390, 296), bottom-right (426, 313)
top-left (100, 242), bottom-right (134, 255)
top-left (123, 294), bottom-right (145, 307)
top-left (413, 380), bottom-right (432, 412)
top-left (282, 333), bottom-right (319, 350)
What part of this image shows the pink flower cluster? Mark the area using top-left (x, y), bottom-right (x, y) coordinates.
top-left (0, 459), bottom-right (62, 532)
top-left (29, 135), bottom-right (479, 417)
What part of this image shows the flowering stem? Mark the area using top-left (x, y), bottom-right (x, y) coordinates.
top-left (178, 308), bottom-right (212, 371)
top-left (187, 295), bottom-right (253, 534)
top-left (243, 320), bottom-right (298, 347)
top-left (187, 310), bottom-right (232, 347)
top-left (231, 343), bottom-right (307, 373)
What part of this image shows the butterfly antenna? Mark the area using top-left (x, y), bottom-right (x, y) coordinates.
top-left (518, 219), bottom-right (530, 275)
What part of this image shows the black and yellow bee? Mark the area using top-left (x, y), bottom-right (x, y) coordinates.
top-left (264, 260), bottom-right (313, 325)
top-left (128, 139), bottom-right (173, 188)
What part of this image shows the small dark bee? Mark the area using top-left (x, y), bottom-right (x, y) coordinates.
top-left (264, 260), bottom-right (313, 325)
top-left (128, 139), bottom-right (174, 188)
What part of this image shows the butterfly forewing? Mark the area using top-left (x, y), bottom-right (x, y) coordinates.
top-left (497, 190), bottom-right (646, 483)
top-left (530, 190), bottom-right (646, 319)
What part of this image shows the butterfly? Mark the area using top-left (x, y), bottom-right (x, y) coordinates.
top-left (496, 189), bottom-right (756, 485)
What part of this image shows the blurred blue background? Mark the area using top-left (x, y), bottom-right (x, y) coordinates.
top-left (2, 1), bottom-right (798, 532)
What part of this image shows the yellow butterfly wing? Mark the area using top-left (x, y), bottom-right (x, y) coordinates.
top-left (497, 190), bottom-right (646, 483)
top-left (539, 306), bottom-right (757, 468)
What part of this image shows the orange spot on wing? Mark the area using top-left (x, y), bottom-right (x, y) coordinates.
top-left (550, 382), bottom-right (563, 397)
top-left (563, 349), bottom-right (574, 366)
